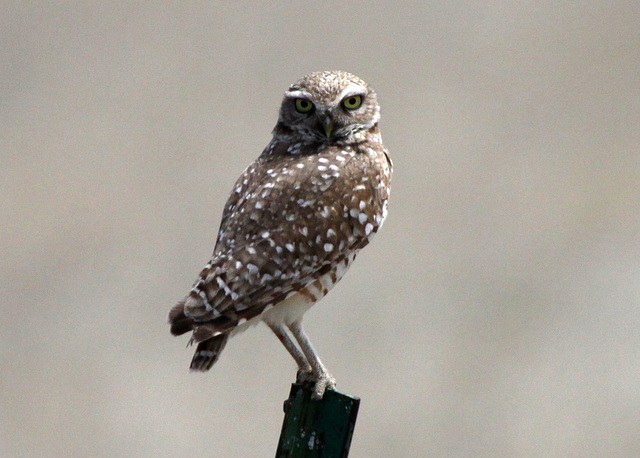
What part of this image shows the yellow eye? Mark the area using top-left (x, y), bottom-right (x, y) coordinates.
top-left (342, 95), bottom-right (362, 110)
top-left (295, 99), bottom-right (314, 113)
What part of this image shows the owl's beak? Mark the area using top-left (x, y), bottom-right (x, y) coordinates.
top-left (321, 116), bottom-right (334, 138)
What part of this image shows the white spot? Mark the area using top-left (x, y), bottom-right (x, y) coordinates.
top-left (323, 243), bottom-right (334, 252)
top-left (354, 184), bottom-right (366, 191)
top-left (296, 163), bottom-right (304, 169)
top-left (336, 155), bottom-right (346, 162)
top-left (329, 164), bottom-right (339, 171)
top-left (349, 208), bottom-right (359, 218)
top-left (318, 157), bottom-right (329, 163)
top-left (264, 182), bottom-right (275, 188)
top-left (365, 223), bottom-right (374, 235)
top-left (300, 226), bottom-right (308, 236)
top-left (285, 243), bottom-right (295, 252)
top-left (247, 263), bottom-right (259, 274)
top-left (317, 165), bottom-right (327, 172)
top-left (255, 201), bottom-right (263, 209)
top-left (238, 318), bottom-right (247, 325)
top-left (327, 228), bottom-right (336, 238)
top-left (195, 289), bottom-right (210, 309)
top-left (359, 201), bottom-right (366, 211)
top-left (216, 277), bottom-right (234, 297)
top-left (262, 231), bottom-right (270, 238)
top-left (358, 213), bottom-right (368, 224)
top-left (247, 247), bottom-right (256, 255)
top-left (236, 261), bottom-right (242, 269)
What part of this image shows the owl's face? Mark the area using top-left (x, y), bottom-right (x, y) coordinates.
top-left (277, 71), bottom-right (380, 144)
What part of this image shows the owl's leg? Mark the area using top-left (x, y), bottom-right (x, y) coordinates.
top-left (288, 319), bottom-right (336, 399)
top-left (267, 323), bottom-right (313, 382)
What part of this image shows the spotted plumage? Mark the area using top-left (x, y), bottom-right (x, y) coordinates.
top-left (169, 71), bottom-right (392, 398)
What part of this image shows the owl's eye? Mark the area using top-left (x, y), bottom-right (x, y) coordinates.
top-left (295, 99), bottom-right (314, 113)
top-left (342, 95), bottom-right (362, 110)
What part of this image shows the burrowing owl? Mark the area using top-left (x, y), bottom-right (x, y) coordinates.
top-left (169, 71), bottom-right (392, 399)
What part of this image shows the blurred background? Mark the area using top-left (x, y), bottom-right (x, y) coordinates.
top-left (1, 2), bottom-right (639, 456)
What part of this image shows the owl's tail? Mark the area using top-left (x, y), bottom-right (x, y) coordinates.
top-left (169, 300), bottom-right (230, 371)
top-left (190, 335), bottom-right (229, 372)
top-left (168, 301), bottom-right (195, 336)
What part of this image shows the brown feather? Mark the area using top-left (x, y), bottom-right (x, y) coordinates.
top-left (190, 335), bottom-right (229, 371)
top-left (168, 301), bottom-right (195, 336)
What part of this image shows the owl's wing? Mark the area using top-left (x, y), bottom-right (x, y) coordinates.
top-left (169, 142), bottom-right (389, 342)
top-left (168, 237), bottom-right (352, 342)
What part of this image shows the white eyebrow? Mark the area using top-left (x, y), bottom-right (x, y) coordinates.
top-left (285, 90), bottom-right (312, 99)
top-left (336, 84), bottom-right (366, 101)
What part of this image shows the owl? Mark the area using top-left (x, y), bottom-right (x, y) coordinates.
top-left (169, 71), bottom-right (392, 399)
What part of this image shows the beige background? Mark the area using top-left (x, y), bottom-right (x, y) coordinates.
top-left (2, 2), bottom-right (639, 457)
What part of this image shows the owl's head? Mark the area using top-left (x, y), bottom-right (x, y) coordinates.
top-left (277, 71), bottom-right (380, 144)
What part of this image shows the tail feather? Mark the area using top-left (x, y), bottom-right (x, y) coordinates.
top-left (190, 335), bottom-right (230, 371)
top-left (170, 299), bottom-right (230, 371)
top-left (168, 301), bottom-right (196, 336)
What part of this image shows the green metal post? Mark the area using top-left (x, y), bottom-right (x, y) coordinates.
top-left (275, 382), bottom-right (360, 457)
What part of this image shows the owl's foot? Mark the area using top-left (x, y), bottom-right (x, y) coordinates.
top-left (311, 372), bottom-right (336, 400)
top-left (296, 367), bottom-right (315, 383)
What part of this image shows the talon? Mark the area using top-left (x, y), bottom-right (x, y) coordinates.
top-left (296, 368), bottom-right (314, 383)
top-left (311, 373), bottom-right (336, 400)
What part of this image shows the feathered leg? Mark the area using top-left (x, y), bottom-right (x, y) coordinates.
top-left (267, 323), bottom-right (314, 382)
top-left (288, 319), bottom-right (336, 399)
